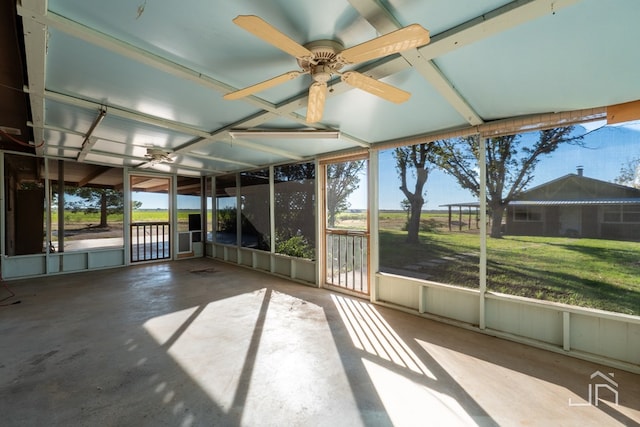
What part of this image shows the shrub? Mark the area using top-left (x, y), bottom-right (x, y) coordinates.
top-left (276, 235), bottom-right (315, 259)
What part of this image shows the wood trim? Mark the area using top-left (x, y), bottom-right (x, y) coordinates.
top-left (608, 100), bottom-right (640, 125)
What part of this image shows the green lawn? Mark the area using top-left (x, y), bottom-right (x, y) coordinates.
top-left (379, 212), bottom-right (640, 316)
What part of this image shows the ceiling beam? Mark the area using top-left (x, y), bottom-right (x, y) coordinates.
top-left (176, 182), bottom-right (201, 192)
top-left (185, 152), bottom-right (258, 169)
top-left (19, 0), bottom-right (48, 156)
top-left (607, 100), bottom-right (640, 125)
top-left (77, 165), bottom-right (110, 187)
top-left (419, 0), bottom-right (584, 61)
top-left (224, 138), bottom-right (306, 162)
top-left (28, 121), bottom-right (152, 148)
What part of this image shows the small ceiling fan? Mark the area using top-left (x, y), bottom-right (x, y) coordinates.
top-left (145, 147), bottom-right (174, 164)
top-left (224, 15), bottom-right (430, 123)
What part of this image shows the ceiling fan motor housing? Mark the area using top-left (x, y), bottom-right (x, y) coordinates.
top-left (297, 39), bottom-right (345, 82)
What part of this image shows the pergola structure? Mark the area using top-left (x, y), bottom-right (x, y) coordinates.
top-left (440, 202), bottom-right (480, 231)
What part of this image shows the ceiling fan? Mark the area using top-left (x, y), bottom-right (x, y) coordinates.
top-left (145, 147), bottom-right (174, 164)
top-left (224, 15), bottom-right (430, 123)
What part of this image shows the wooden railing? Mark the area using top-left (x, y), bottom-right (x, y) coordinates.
top-left (130, 222), bottom-right (170, 262)
top-left (325, 229), bottom-right (369, 293)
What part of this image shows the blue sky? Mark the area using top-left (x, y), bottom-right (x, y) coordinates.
top-left (132, 192), bottom-right (201, 210)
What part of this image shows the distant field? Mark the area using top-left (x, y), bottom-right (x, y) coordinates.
top-left (51, 209), bottom-right (199, 225)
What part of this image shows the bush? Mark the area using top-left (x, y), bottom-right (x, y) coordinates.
top-left (276, 235), bottom-right (315, 259)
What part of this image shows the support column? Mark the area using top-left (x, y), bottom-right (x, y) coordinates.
top-left (269, 166), bottom-right (276, 274)
top-left (479, 135), bottom-right (488, 330)
top-left (57, 160), bottom-right (64, 254)
top-left (0, 152), bottom-right (5, 258)
top-left (123, 168), bottom-right (130, 265)
top-left (369, 150), bottom-right (379, 302)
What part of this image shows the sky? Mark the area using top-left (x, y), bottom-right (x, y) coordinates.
top-left (132, 192), bottom-right (201, 210)
top-left (131, 120), bottom-right (640, 211)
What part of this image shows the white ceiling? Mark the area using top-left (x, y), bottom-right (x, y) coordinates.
top-left (16, 0), bottom-right (640, 177)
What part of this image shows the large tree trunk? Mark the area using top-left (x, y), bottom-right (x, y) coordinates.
top-left (100, 192), bottom-right (108, 227)
top-left (489, 204), bottom-right (505, 238)
top-left (406, 195), bottom-right (424, 244)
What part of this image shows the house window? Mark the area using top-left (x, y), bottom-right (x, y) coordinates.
top-left (605, 205), bottom-right (640, 223)
top-left (603, 206), bottom-right (621, 222)
top-left (623, 205), bottom-right (640, 222)
top-left (513, 206), bottom-right (542, 221)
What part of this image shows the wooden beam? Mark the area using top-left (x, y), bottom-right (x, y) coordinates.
top-left (607, 100), bottom-right (640, 125)
top-left (78, 165), bottom-right (110, 187)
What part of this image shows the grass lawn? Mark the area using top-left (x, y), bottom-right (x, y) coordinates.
top-left (379, 211), bottom-right (640, 316)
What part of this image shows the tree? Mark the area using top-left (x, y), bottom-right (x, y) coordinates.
top-left (64, 187), bottom-right (137, 227)
top-left (326, 161), bottom-right (365, 227)
top-left (433, 127), bottom-right (582, 238)
top-left (393, 144), bottom-right (436, 243)
top-left (614, 157), bottom-right (640, 188)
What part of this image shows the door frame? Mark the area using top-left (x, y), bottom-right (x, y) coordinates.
top-left (126, 171), bottom-right (173, 264)
top-left (319, 153), bottom-right (371, 297)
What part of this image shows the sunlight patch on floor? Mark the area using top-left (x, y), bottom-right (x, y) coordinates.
top-left (362, 359), bottom-right (480, 427)
top-left (332, 294), bottom-right (436, 379)
top-left (143, 306), bottom-right (199, 346)
top-left (143, 289), bottom-right (267, 412)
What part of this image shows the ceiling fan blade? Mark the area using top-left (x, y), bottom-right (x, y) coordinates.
top-left (224, 71), bottom-right (302, 100)
top-left (338, 24), bottom-right (430, 64)
top-left (306, 82), bottom-right (327, 123)
top-left (233, 15), bottom-right (313, 59)
top-left (341, 71), bottom-right (410, 104)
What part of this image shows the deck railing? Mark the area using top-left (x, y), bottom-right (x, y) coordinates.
top-left (130, 222), bottom-right (170, 262)
top-left (325, 229), bottom-right (368, 293)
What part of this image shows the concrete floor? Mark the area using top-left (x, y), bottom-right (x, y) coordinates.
top-left (0, 259), bottom-right (638, 427)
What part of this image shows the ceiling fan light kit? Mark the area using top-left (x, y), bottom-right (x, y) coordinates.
top-left (224, 15), bottom-right (430, 123)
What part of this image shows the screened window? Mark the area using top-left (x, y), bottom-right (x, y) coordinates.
top-left (604, 205), bottom-right (640, 223)
top-left (274, 162), bottom-right (315, 259)
top-left (240, 169), bottom-right (270, 251)
top-left (603, 206), bottom-right (621, 222)
top-left (378, 140), bottom-right (480, 289)
top-left (215, 174), bottom-right (237, 245)
top-left (49, 159), bottom-right (124, 253)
